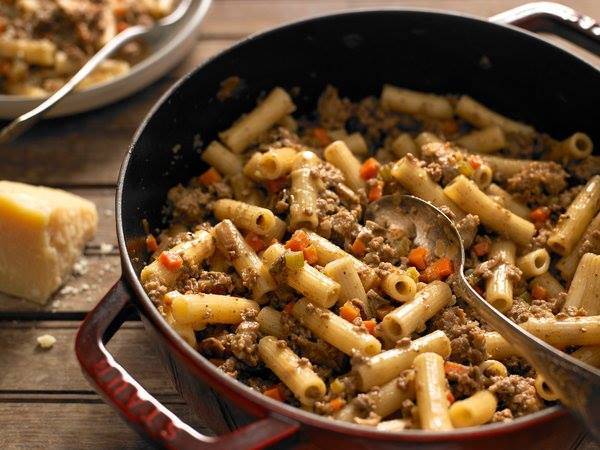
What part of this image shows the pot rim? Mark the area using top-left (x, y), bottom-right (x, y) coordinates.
top-left (117, 7), bottom-right (595, 441)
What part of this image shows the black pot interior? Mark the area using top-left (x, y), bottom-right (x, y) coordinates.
top-left (120, 9), bottom-right (600, 275)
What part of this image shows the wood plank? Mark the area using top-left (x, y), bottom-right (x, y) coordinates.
top-left (0, 402), bottom-right (207, 450)
top-left (0, 322), bottom-right (176, 395)
top-left (201, 0), bottom-right (600, 39)
top-left (0, 255), bottom-right (120, 316)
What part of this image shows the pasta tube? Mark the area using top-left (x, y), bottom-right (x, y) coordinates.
top-left (486, 183), bottom-right (530, 219)
top-left (323, 257), bottom-right (368, 306)
top-left (304, 230), bottom-right (378, 290)
top-left (548, 175), bottom-right (600, 255)
top-left (485, 240), bottom-right (517, 313)
top-left (455, 126), bottom-right (506, 153)
top-left (478, 360), bottom-right (508, 378)
top-left (481, 155), bottom-right (537, 181)
top-left (292, 298), bottom-right (381, 356)
top-left (391, 156), bottom-right (464, 219)
top-left (214, 220), bottom-right (275, 301)
top-left (213, 199), bottom-right (277, 235)
top-left (262, 243), bottom-right (340, 308)
top-left (414, 353), bottom-right (454, 430)
top-left (381, 270), bottom-right (417, 303)
top-left (289, 151), bottom-right (320, 230)
top-left (484, 332), bottom-right (520, 360)
top-left (562, 253), bottom-right (600, 315)
top-left (444, 175), bottom-right (535, 246)
top-left (449, 391), bottom-right (497, 428)
top-left (355, 330), bottom-right (451, 391)
top-left (556, 213), bottom-right (600, 281)
top-left (256, 306), bottom-right (285, 337)
top-left (258, 336), bottom-right (326, 405)
top-left (382, 281), bottom-right (452, 341)
top-left (521, 316), bottom-right (600, 346)
top-left (529, 273), bottom-right (565, 299)
top-left (415, 132), bottom-right (443, 148)
top-left (256, 147), bottom-right (297, 180)
top-left (548, 132), bottom-right (593, 161)
top-left (324, 140), bottom-right (366, 192)
top-left (141, 230), bottom-right (214, 298)
top-left (571, 346), bottom-right (600, 369)
top-left (219, 87), bottom-right (296, 153)
top-left (201, 141), bottom-right (242, 176)
top-left (456, 95), bottom-right (535, 135)
top-left (391, 133), bottom-right (419, 157)
top-left (168, 292), bottom-right (259, 328)
top-left (381, 85), bottom-right (453, 119)
top-left (516, 248), bottom-right (550, 279)
top-left (229, 173), bottom-right (264, 206)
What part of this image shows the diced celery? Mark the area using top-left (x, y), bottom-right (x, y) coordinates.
top-left (285, 250), bottom-right (305, 270)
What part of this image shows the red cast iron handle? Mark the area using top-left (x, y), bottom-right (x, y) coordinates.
top-left (490, 2), bottom-right (600, 56)
top-left (75, 280), bottom-right (299, 449)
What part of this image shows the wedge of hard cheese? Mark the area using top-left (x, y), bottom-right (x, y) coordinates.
top-left (0, 181), bottom-right (98, 304)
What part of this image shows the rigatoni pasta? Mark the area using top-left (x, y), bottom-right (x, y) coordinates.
top-left (142, 83), bottom-right (598, 430)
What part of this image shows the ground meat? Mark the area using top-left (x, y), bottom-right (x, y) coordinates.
top-left (180, 271), bottom-right (234, 295)
top-left (143, 280), bottom-right (168, 302)
top-left (430, 306), bottom-right (486, 365)
top-left (447, 365), bottom-right (486, 399)
top-left (456, 214), bottom-right (480, 249)
top-left (421, 142), bottom-right (463, 186)
top-left (580, 229), bottom-right (600, 255)
top-left (317, 85), bottom-right (352, 129)
top-left (228, 320), bottom-right (260, 367)
top-left (567, 155), bottom-right (600, 183)
top-left (489, 375), bottom-right (544, 417)
top-left (505, 162), bottom-right (568, 206)
top-left (168, 181), bottom-right (232, 224)
top-left (492, 408), bottom-right (514, 423)
top-left (506, 297), bottom-right (554, 324)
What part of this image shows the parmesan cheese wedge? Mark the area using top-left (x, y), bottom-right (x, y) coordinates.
top-left (0, 181), bottom-right (98, 304)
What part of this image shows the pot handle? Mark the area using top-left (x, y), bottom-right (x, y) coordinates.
top-left (75, 280), bottom-right (299, 450)
top-left (489, 2), bottom-right (600, 56)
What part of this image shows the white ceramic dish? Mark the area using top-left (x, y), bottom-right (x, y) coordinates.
top-left (0, 0), bottom-right (212, 120)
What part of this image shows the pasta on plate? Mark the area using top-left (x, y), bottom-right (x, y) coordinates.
top-left (140, 83), bottom-right (600, 431)
top-left (0, 0), bottom-right (175, 96)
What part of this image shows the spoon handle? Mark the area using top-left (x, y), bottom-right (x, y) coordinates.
top-left (0, 25), bottom-right (150, 145)
top-left (456, 276), bottom-right (600, 438)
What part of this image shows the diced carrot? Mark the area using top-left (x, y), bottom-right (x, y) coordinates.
top-left (113, 4), bottom-right (127, 18)
top-left (285, 230), bottom-right (310, 251)
top-left (303, 245), bottom-right (319, 265)
top-left (444, 361), bottom-right (469, 376)
top-left (440, 119), bottom-right (459, 135)
top-left (163, 295), bottom-right (173, 306)
top-left (446, 390), bottom-right (455, 405)
top-left (532, 285), bottom-right (548, 300)
top-left (265, 176), bottom-right (287, 193)
top-left (158, 251), bottom-right (183, 271)
top-left (340, 301), bottom-right (360, 323)
top-left (198, 167), bottom-right (222, 185)
top-left (472, 240), bottom-right (490, 257)
top-left (359, 158), bottom-right (380, 181)
top-left (264, 385), bottom-right (284, 402)
top-left (351, 238), bottom-right (366, 257)
top-left (145, 234), bottom-right (158, 252)
top-left (245, 232), bottom-right (266, 253)
top-left (474, 285), bottom-right (484, 297)
top-left (468, 156), bottom-right (481, 170)
top-left (328, 397), bottom-right (345, 413)
top-left (408, 247), bottom-right (428, 271)
top-left (283, 302), bottom-right (295, 315)
top-left (313, 127), bottom-right (332, 147)
top-left (420, 257), bottom-right (454, 283)
top-left (368, 181), bottom-right (383, 202)
top-left (363, 319), bottom-right (377, 335)
top-left (116, 21), bottom-right (128, 33)
top-left (529, 206), bottom-right (550, 223)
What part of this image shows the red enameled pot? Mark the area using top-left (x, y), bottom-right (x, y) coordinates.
top-left (76, 3), bottom-right (600, 449)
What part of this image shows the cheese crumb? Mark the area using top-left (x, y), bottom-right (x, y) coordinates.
top-left (99, 243), bottom-right (114, 254)
top-left (37, 334), bottom-right (56, 349)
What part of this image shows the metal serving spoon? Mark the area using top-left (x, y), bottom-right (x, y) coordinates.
top-left (366, 194), bottom-right (600, 438)
top-left (0, 0), bottom-right (203, 144)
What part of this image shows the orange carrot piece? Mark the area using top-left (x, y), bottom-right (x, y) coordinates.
top-left (359, 158), bottom-right (380, 181)
top-left (283, 302), bottom-right (295, 315)
top-left (408, 247), bottom-right (428, 271)
top-left (340, 301), bottom-right (360, 323)
top-left (446, 390), bottom-right (456, 405)
top-left (245, 232), bottom-right (266, 253)
top-left (368, 182), bottom-right (383, 202)
top-left (285, 230), bottom-right (311, 251)
top-left (158, 251), bottom-right (183, 271)
top-left (529, 206), bottom-right (550, 223)
top-left (351, 238), bottom-right (366, 257)
top-left (313, 128), bottom-right (332, 147)
top-left (145, 234), bottom-right (158, 252)
top-left (472, 241), bottom-right (490, 257)
top-left (264, 385), bottom-right (284, 402)
top-left (468, 156), bottom-right (481, 170)
top-left (363, 319), bottom-right (377, 335)
top-left (328, 397), bottom-right (345, 413)
top-left (420, 257), bottom-right (454, 282)
top-left (444, 361), bottom-right (469, 376)
top-left (531, 285), bottom-right (548, 300)
top-left (303, 245), bottom-right (319, 265)
top-left (198, 167), bottom-right (222, 185)
top-left (265, 176), bottom-right (287, 193)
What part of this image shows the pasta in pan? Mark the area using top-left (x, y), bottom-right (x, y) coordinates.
top-left (140, 84), bottom-right (598, 430)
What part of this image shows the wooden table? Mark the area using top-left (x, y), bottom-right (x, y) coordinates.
top-left (1, 1), bottom-right (598, 448)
